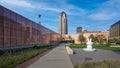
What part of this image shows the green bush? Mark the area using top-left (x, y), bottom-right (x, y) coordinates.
top-left (33, 45), bottom-right (41, 49)
top-left (75, 60), bottom-right (120, 68)
top-left (69, 44), bottom-right (86, 48)
top-left (33, 45), bottom-right (52, 49)
top-left (0, 48), bottom-right (47, 68)
top-left (105, 42), bottom-right (111, 47)
top-left (65, 40), bottom-right (74, 44)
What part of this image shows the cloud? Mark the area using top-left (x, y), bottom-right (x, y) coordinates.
top-left (40, 7), bottom-right (62, 12)
top-left (88, 0), bottom-right (120, 21)
top-left (88, 12), bottom-right (118, 20)
top-left (0, 0), bottom-right (60, 12)
top-left (65, 5), bottom-right (86, 16)
top-left (0, 0), bottom-right (34, 8)
top-left (0, 0), bottom-right (86, 16)
top-left (42, 17), bottom-right (58, 22)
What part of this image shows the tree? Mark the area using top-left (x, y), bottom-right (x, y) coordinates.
top-left (68, 35), bottom-right (72, 40)
top-left (89, 34), bottom-right (94, 42)
top-left (78, 34), bottom-right (86, 44)
top-left (113, 38), bottom-right (119, 43)
top-left (94, 36), bottom-right (98, 44)
top-left (67, 35), bottom-right (74, 44)
top-left (96, 34), bottom-right (107, 45)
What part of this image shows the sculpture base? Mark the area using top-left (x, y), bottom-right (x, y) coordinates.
top-left (83, 48), bottom-right (96, 51)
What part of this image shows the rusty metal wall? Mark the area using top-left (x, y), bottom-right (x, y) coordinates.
top-left (0, 6), bottom-right (62, 48)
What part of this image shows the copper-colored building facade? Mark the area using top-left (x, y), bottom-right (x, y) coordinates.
top-left (0, 6), bottom-right (62, 48)
top-left (109, 20), bottom-right (120, 41)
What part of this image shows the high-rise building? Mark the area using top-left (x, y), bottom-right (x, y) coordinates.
top-left (77, 27), bottom-right (82, 33)
top-left (58, 11), bottom-right (68, 34)
top-left (109, 20), bottom-right (120, 41)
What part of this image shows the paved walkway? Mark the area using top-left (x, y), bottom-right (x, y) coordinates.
top-left (70, 49), bottom-right (120, 65)
top-left (28, 44), bottom-right (73, 68)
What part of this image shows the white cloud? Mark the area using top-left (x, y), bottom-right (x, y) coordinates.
top-left (40, 7), bottom-right (62, 12)
top-left (42, 17), bottom-right (58, 22)
top-left (88, 12), bottom-right (118, 20)
top-left (0, 0), bottom-right (86, 16)
top-left (65, 5), bottom-right (86, 16)
top-left (0, 0), bottom-right (34, 8)
top-left (0, 0), bottom-right (64, 13)
top-left (88, 0), bottom-right (120, 21)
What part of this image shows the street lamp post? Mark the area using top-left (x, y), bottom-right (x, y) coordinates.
top-left (38, 14), bottom-right (41, 24)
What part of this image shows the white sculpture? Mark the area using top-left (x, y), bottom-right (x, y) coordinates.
top-left (83, 38), bottom-right (96, 51)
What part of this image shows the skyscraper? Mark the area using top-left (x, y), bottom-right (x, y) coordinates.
top-left (77, 27), bottom-right (82, 33)
top-left (58, 11), bottom-right (68, 34)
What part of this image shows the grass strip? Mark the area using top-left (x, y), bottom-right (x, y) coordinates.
top-left (0, 48), bottom-right (47, 68)
top-left (75, 60), bottom-right (120, 68)
top-left (93, 46), bottom-right (120, 52)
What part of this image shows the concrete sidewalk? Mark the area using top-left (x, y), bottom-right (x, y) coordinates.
top-left (28, 44), bottom-right (74, 68)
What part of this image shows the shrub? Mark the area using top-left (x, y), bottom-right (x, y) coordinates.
top-left (69, 44), bottom-right (86, 48)
top-left (33, 45), bottom-right (41, 49)
top-left (105, 42), bottom-right (111, 47)
top-left (67, 40), bottom-right (74, 44)
top-left (33, 45), bottom-right (52, 49)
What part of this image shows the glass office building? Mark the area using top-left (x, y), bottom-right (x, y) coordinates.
top-left (0, 5), bottom-right (62, 48)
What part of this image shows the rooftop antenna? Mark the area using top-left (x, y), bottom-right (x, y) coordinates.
top-left (38, 14), bottom-right (41, 24)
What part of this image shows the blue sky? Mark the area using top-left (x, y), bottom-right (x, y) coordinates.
top-left (0, 0), bottom-right (120, 34)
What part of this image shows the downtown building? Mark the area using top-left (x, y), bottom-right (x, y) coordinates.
top-left (0, 5), bottom-right (62, 49)
top-left (76, 27), bottom-right (82, 33)
top-left (58, 11), bottom-right (68, 34)
top-left (109, 20), bottom-right (120, 42)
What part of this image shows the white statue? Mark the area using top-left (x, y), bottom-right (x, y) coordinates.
top-left (83, 38), bottom-right (96, 51)
top-left (87, 38), bottom-right (92, 43)
top-left (88, 38), bottom-right (91, 42)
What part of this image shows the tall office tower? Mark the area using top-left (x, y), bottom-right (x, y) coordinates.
top-left (58, 11), bottom-right (68, 34)
top-left (109, 20), bottom-right (120, 41)
top-left (77, 27), bottom-right (82, 33)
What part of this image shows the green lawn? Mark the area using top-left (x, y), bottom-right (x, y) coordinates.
top-left (68, 44), bottom-right (120, 52)
top-left (68, 44), bottom-right (86, 48)
top-left (75, 60), bottom-right (120, 68)
top-left (0, 46), bottom-right (49, 68)
top-left (93, 45), bottom-right (120, 52)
